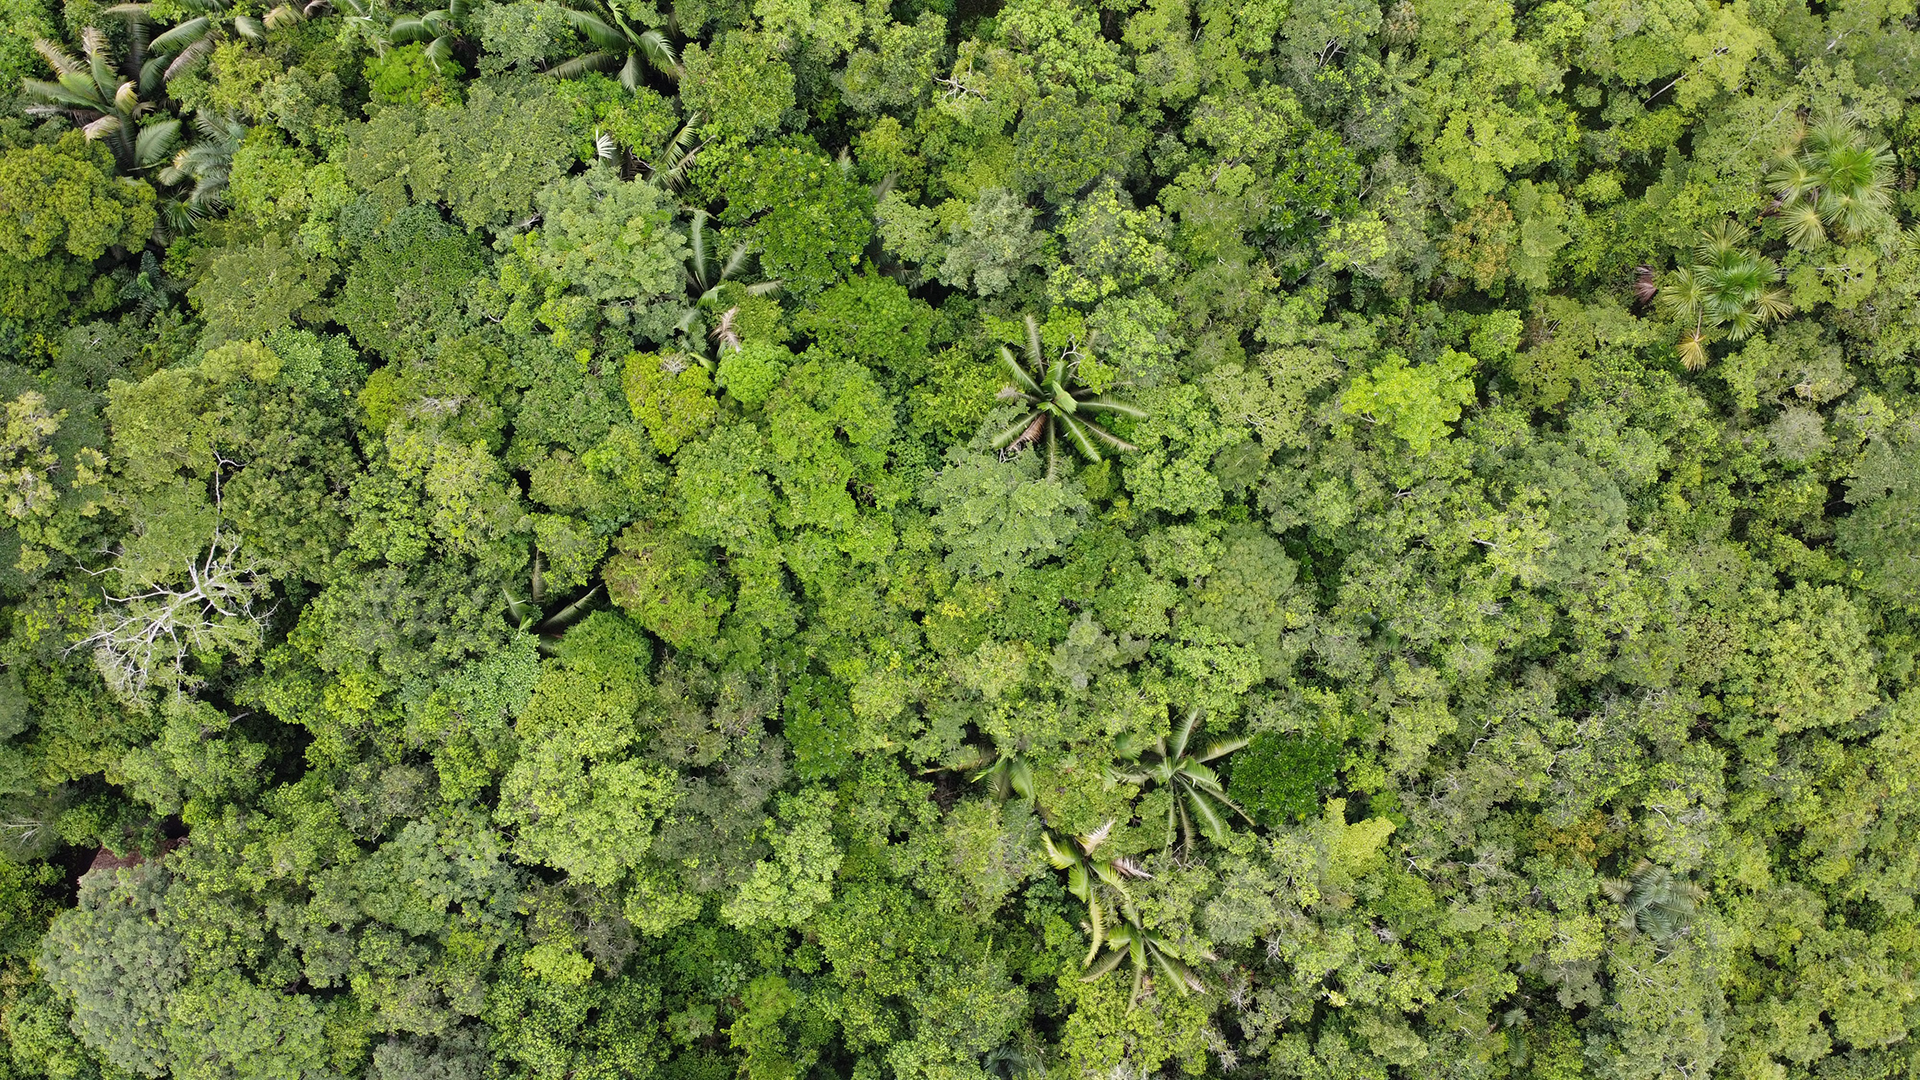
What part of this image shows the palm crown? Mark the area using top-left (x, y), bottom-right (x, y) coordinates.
top-left (1655, 221), bottom-right (1789, 370)
top-left (989, 315), bottom-right (1144, 479)
top-left (549, 0), bottom-right (679, 90)
top-left (1601, 859), bottom-right (1706, 940)
top-left (1112, 707), bottom-right (1251, 853)
top-left (387, 0), bottom-right (472, 73)
top-left (23, 27), bottom-right (179, 172)
top-left (107, 0), bottom-right (265, 80)
top-left (667, 209), bottom-right (778, 370)
top-left (1043, 822), bottom-right (1212, 1005)
top-left (1767, 115), bottom-right (1896, 250)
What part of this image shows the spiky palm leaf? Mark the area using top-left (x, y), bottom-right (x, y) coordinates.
top-left (1080, 907), bottom-right (1213, 1006)
top-left (1601, 860), bottom-right (1706, 940)
top-left (988, 315), bottom-right (1146, 480)
top-left (387, 0), bottom-right (469, 72)
top-left (504, 552), bottom-right (602, 649)
top-left (641, 114), bottom-right (704, 191)
top-left (118, 250), bottom-right (181, 319)
top-left (158, 111), bottom-right (246, 208)
top-left (108, 0), bottom-right (265, 80)
top-left (664, 209), bottom-right (778, 370)
top-left (1042, 822), bottom-right (1153, 975)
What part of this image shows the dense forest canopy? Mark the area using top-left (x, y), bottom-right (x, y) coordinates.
top-left (1, 0), bottom-right (1919, 1076)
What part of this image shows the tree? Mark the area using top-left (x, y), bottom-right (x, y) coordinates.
top-left (988, 315), bottom-right (1145, 478)
top-left (704, 141), bottom-right (872, 298)
top-left (1340, 349), bottom-right (1476, 453)
top-left (720, 787), bottom-right (842, 929)
top-left (74, 529), bottom-right (274, 702)
top-left (1838, 418), bottom-right (1920, 608)
top-left (0, 131), bottom-right (156, 317)
top-left (549, 0), bottom-right (678, 89)
top-left (1654, 222), bottom-right (1790, 369)
top-left (679, 32), bottom-right (791, 142)
top-left (1011, 90), bottom-right (1143, 205)
top-left (1227, 730), bottom-right (1339, 825)
top-left (39, 865), bottom-right (188, 1078)
top-left (936, 189), bottom-right (1046, 297)
top-left (920, 448), bottom-right (1089, 577)
top-left (1110, 707), bottom-right (1250, 853)
top-left (1767, 115), bottom-right (1897, 249)
top-left (22, 27), bottom-right (180, 173)
top-left (491, 167), bottom-right (690, 349)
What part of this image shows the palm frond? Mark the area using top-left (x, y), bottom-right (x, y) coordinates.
top-left (132, 118), bottom-right (181, 169)
top-left (998, 345), bottom-right (1042, 397)
top-left (546, 50), bottom-right (620, 79)
top-left (32, 38), bottom-right (84, 76)
top-left (162, 35), bottom-right (216, 80)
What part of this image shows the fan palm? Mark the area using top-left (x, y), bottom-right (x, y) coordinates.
top-left (988, 315), bottom-right (1145, 479)
top-left (1111, 707), bottom-right (1251, 853)
top-left (1767, 115), bottom-right (1896, 249)
top-left (548, 0), bottom-right (679, 90)
top-left (23, 28), bottom-right (180, 173)
top-left (1655, 222), bottom-right (1789, 370)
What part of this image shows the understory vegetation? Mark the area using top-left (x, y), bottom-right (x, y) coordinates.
top-left (2, 0), bottom-right (1920, 1077)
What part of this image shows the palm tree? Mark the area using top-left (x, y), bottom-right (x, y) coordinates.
top-left (989, 315), bottom-right (1145, 479)
top-left (1045, 822), bottom-right (1212, 1005)
top-left (665, 209), bottom-right (778, 370)
top-left (1601, 860), bottom-right (1705, 940)
top-left (326, 0), bottom-right (393, 54)
top-left (158, 111), bottom-right (247, 217)
top-left (1767, 115), bottom-right (1896, 250)
top-left (1655, 221), bottom-right (1790, 370)
top-left (23, 28), bottom-right (180, 173)
top-left (929, 743), bottom-right (1037, 802)
top-left (505, 552), bottom-right (602, 651)
top-left (108, 0), bottom-right (266, 79)
top-left (388, 0), bottom-right (470, 73)
top-left (1111, 707), bottom-right (1251, 853)
top-left (117, 250), bottom-right (182, 319)
top-left (548, 0), bottom-right (679, 90)
top-left (1041, 823), bottom-right (1151, 962)
top-left (1080, 905), bottom-right (1214, 1005)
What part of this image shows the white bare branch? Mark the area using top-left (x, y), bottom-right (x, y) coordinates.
top-left (71, 530), bottom-right (274, 701)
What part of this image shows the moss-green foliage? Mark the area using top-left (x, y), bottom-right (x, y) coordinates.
top-left (7, 1), bottom-right (1920, 1078)
top-left (1228, 731), bottom-right (1340, 825)
top-left (701, 141), bottom-right (873, 298)
top-left (0, 134), bottom-right (155, 319)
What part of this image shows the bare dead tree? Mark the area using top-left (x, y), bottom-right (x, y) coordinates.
top-left (72, 530), bottom-right (274, 701)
